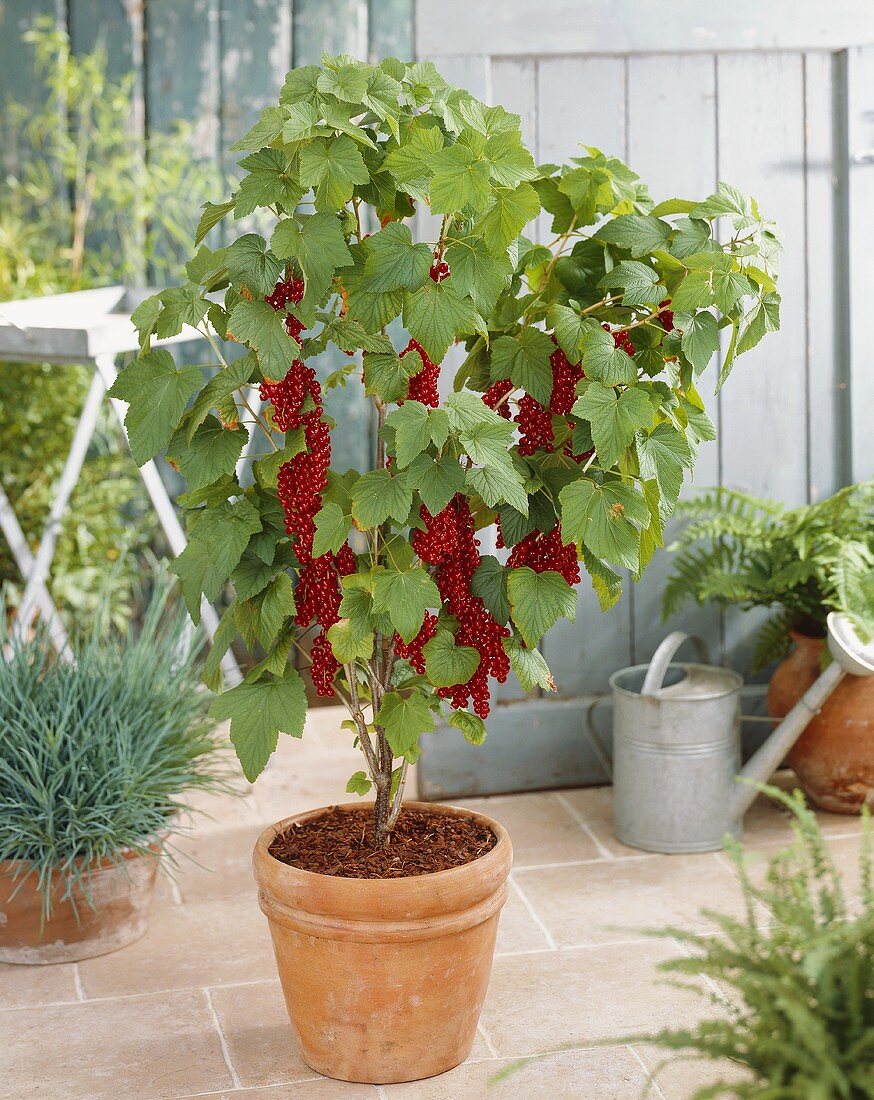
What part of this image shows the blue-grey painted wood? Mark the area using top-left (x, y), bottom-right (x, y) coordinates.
top-left (367, 0), bottom-right (413, 62)
top-left (535, 55), bottom-right (633, 697)
top-left (625, 54), bottom-right (723, 665)
top-left (844, 47), bottom-right (874, 483)
top-left (293, 0), bottom-right (367, 65)
top-left (415, 1), bottom-right (874, 58)
top-left (68, 0), bottom-right (139, 81)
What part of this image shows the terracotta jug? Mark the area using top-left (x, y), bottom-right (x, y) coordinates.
top-left (252, 801), bottom-right (512, 1084)
top-left (768, 631), bottom-right (874, 813)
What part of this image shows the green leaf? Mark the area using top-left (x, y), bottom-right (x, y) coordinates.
top-left (579, 326), bottom-right (637, 386)
top-left (372, 565), bottom-right (440, 643)
top-left (231, 105), bottom-right (287, 150)
top-left (298, 135), bottom-right (369, 211)
top-left (502, 636), bottom-right (556, 692)
top-left (691, 181), bottom-right (751, 219)
top-left (594, 215), bottom-right (671, 257)
top-left (155, 283), bottom-right (210, 339)
top-left (327, 619), bottom-right (375, 663)
top-left (428, 143), bottom-right (491, 213)
top-left (423, 628), bottom-right (481, 687)
top-left (202, 604), bottom-right (238, 692)
top-left (444, 236), bottom-right (511, 314)
top-left (598, 260), bottom-right (665, 308)
top-left (231, 550), bottom-right (275, 602)
top-left (312, 502), bottom-right (352, 558)
top-left (636, 423), bottom-right (693, 514)
top-left (713, 269), bottom-right (754, 313)
top-left (131, 293), bottom-right (162, 349)
top-left (270, 213), bottom-right (353, 302)
top-left (254, 572), bottom-right (297, 647)
top-left (225, 234), bottom-right (283, 296)
top-left (227, 299), bottom-right (296, 380)
top-left (548, 305), bottom-right (595, 365)
top-left (470, 555), bottom-right (510, 625)
top-left (108, 350), bottom-right (203, 465)
top-left (445, 390), bottom-right (506, 432)
top-left (403, 279), bottom-right (481, 363)
top-left (680, 309), bottom-right (720, 374)
top-left (375, 690), bottom-right (435, 757)
top-left (385, 401), bottom-right (431, 468)
top-left (405, 453), bottom-right (466, 515)
top-left (195, 200), bottom-right (235, 246)
top-left (209, 671), bottom-right (307, 782)
top-left (482, 131), bottom-right (538, 187)
top-left (466, 462), bottom-right (529, 514)
top-left (572, 382), bottom-right (653, 469)
top-left (346, 771), bottom-right (373, 797)
top-left (650, 198), bottom-right (698, 217)
top-left (581, 547), bottom-right (623, 611)
top-left (447, 710), bottom-right (488, 745)
top-left (362, 221), bottom-right (433, 292)
top-left (351, 469), bottom-right (413, 528)
top-left (472, 182), bottom-right (541, 254)
top-left (459, 418), bottom-right (515, 466)
top-left (235, 148), bottom-right (304, 218)
top-left (169, 415), bottom-right (247, 492)
top-left (506, 567), bottom-right (577, 648)
top-left (383, 122), bottom-right (443, 196)
top-left (317, 62), bottom-right (370, 103)
top-left (489, 328), bottom-right (555, 405)
top-left (559, 478), bottom-right (649, 570)
top-left (363, 349), bottom-right (420, 402)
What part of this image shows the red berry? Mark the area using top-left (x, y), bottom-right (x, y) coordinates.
top-left (400, 338), bottom-right (441, 408)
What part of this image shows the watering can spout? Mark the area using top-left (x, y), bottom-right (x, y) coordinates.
top-left (730, 613), bottom-right (874, 822)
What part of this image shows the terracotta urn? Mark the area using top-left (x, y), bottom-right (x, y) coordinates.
top-left (252, 801), bottom-right (512, 1084)
top-left (0, 844), bottom-right (162, 965)
top-left (768, 631), bottom-right (874, 813)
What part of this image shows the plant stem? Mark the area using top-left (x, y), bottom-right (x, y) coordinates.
top-left (200, 328), bottom-right (279, 451)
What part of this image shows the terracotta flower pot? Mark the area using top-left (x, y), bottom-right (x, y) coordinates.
top-left (768, 631), bottom-right (874, 813)
top-left (252, 801), bottom-right (512, 1085)
top-left (0, 843), bottom-right (162, 965)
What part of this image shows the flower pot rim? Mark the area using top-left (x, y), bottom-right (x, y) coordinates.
top-left (255, 799), bottom-right (511, 889)
top-left (0, 828), bottom-right (169, 879)
top-left (789, 629), bottom-right (826, 645)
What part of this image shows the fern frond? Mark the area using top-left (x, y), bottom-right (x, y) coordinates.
top-left (752, 611), bottom-right (794, 672)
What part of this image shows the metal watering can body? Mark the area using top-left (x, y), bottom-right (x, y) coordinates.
top-left (604, 635), bottom-right (744, 853)
top-left (594, 617), bottom-right (874, 855)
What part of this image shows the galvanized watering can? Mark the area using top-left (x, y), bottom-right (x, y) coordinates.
top-left (589, 613), bottom-right (874, 854)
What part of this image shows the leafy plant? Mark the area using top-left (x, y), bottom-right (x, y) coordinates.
top-left (643, 785), bottom-right (874, 1098)
top-left (664, 483), bottom-right (874, 669)
top-left (0, 575), bottom-right (225, 917)
top-left (0, 20), bottom-right (219, 622)
top-left (113, 54), bottom-right (781, 848)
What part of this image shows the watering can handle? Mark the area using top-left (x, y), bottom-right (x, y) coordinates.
top-left (642, 632), bottom-right (711, 696)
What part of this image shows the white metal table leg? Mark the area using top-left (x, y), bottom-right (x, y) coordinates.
top-left (93, 353), bottom-right (242, 686)
top-left (17, 369), bottom-right (106, 632)
top-left (0, 480), bottom-right (70, 656)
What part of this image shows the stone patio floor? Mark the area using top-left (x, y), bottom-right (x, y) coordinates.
top-left (3, 706), bottom-right (866, 1099)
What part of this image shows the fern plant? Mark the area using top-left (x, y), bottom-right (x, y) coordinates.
top-left (663, 483), bottom-right (874, 669)
top-left (643, 785), bottom-right (874, 1099)
top-left (0, 574), bottom-right (226, 917)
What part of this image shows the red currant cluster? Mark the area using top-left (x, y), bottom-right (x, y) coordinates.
top-left (400, 338), bottom-right (440, 408)
top-left (394, 612), bottom-right (438, 674)
top-left (605, 323), bottom-right (635, 357)
top-left (409, 496), bottom-right (510, 718)
top-left (657, 298), bottom-right (675, 332)
top-left (295, 544), bottom-right (357, 697)
top-left (429, 252), bottom-right (450, 282)
top-left (264, 277), bottom-right (306, 340)
top-left (506, 524), bottom-right (581, 586)
top-left (485, 344), bottom-right (585, 457)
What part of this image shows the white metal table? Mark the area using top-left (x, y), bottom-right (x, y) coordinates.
top-left (0, 286), bottom-right (241, 683)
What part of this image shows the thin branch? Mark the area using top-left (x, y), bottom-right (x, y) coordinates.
top-left (387, 761), bottom-right (409, 827)
top-left (200, 327), bottom-right (279, 451)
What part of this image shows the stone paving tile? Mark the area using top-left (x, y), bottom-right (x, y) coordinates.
top-left (383, 1046), bottom-right (650, 1099)
top-left (0, 960), bottom-right (79, 1009)
top-left (455, 792), bottom-right (603, 867)
top-left (479, 939), bottom-right (708, 1058)
top-left (170, 821), bottom-right (264, 903)
top-left (77, 892), bottom-right (275, 998)
top-left (190, 1082), bottom-right (375, 1099)
top-left (554, 785), bottom-right (639, 858)
top-left (632, 1042), bottom-right (754, 1099)
top-left (0, 988), bottom-right (233, 1099)
top-left (495, 880), bottom-right (553, 955)
top-left (513, 851), bottom-right (743, 948)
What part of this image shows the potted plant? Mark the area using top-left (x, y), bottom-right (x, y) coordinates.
top-left (113, 55), bottom-right (780, 1083)
top-left (0, 576), bottom-right (224, 964)
top-left (641, 785), bottom-right (874, 1097)
top-left (665, 483), bottom-right (874, 812)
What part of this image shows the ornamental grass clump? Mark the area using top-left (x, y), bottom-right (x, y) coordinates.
top-left (113, 55), bottom-right (781, 847)
top-left (644, 785), bottom-right (874, 1098)
top-left (0, 577), bottom-right (224, 916)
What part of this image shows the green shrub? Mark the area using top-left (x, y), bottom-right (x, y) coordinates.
top-left (646, 786), bottom-right (874, 1098)
top-left (0, 575), bottom-right (226, 917)
top-left (663, 483), bottom-right (874, 669)
top-left (0, 19), bottom-right (219, 621)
